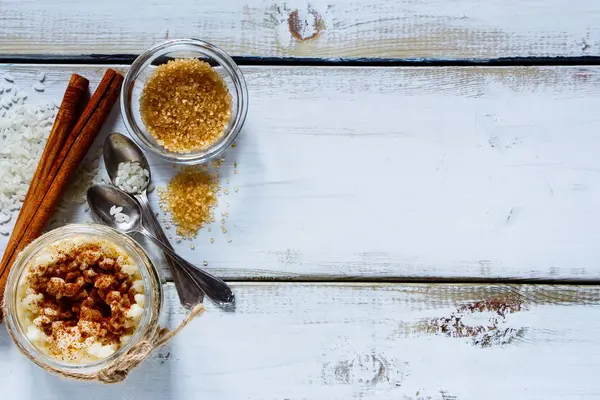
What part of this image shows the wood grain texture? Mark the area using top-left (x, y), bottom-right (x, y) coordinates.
top-left (1, 0), bottom-right (599, 59)
top-left (1, 65), bottom-right (600, 281)
top-left (1, 282), bottom-right (600, 399)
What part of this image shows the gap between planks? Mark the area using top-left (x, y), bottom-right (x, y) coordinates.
top-left (194, 277), bottom-right (600, 285)
top-left (2, 55), bottom-right (600, 67)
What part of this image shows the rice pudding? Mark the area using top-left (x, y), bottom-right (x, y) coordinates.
top-left (16, 236), bottom-right (145, 364)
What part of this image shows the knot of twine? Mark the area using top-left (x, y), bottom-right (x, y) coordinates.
top-left (4, 300), bottom-right (205, 384)
top-left (96, 304), bottom-right (204, 384)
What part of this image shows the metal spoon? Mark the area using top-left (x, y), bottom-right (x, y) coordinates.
top-left (87, 184), bottom-right (235, 306)
top-left (103, 132), bottom-right (205, 308)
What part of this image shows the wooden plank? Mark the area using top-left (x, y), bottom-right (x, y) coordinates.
top-left (2, 282), bottom-right (600, 399)
top-left (1, 0), bottom-right (599, 59)
top-left (1, 65), bottom-right (600, 281)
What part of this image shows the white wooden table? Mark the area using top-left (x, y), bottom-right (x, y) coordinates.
top-left (1, 1), bottom-right (600, 399)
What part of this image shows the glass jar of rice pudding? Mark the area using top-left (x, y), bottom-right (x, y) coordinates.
top-left (3, 224), bottom-right (163, 379)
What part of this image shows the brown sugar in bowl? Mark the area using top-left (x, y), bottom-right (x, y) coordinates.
top-left (139, 58), bottom-right (232, 154)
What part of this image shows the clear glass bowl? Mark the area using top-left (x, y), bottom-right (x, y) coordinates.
top-left (121, 38), bottom-right (249, 164)
top-left (3, 224), bottom-right (163, 377)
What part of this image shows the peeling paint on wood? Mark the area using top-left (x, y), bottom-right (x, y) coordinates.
top-left (428, 299), bottom-right (526, 347)
top-left (288, 6), bottom-right (326, 41)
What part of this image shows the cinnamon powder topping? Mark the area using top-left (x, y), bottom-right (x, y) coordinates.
top-left (18, 238), bottom-right (145, 362)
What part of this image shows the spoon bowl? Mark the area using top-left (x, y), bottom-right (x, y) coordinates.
top-left (87, 184), bottom-right (141, 232)
top-left (103, 132), bottom-right (152, 184)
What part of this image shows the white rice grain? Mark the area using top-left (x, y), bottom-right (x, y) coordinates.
top-left (115, 161), bottom-right (149, 195)
top-left (0, 92), bottom-right (56, 217)
top-left (109, 205), bottom-right (123, 216)
top-left (114, 212), bottom-right (130, 224)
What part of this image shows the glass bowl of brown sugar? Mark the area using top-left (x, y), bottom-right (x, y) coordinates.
top-left (121, 38), bottom-right (248, 164)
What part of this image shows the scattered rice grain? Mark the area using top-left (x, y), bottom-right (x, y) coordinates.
top-left (0, 92), bottom-right (57, 215)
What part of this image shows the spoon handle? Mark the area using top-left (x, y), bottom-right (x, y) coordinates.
top-left (137, 227), bottom-right (235, 305)
top-left (135, 193), bottom-right (206, 309)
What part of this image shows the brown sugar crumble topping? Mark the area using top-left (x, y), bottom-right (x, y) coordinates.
top-left (139, 58), bottom-right (232, 153)
top-left (18, 238), bottom-right (145, 362)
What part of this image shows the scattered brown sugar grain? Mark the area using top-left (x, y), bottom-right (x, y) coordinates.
top-left (140, 58), bottom-right (232, 153)
top-left (159, 167), bottom-right (219, 238)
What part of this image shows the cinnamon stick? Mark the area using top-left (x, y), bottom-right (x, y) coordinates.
top-left (0, 69), bottom-right (123, 307)
top-left (28, 75), bottom-right (89, 199)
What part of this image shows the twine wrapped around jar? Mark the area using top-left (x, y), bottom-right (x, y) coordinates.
top-left (3, 296), bottom-right (205, 384)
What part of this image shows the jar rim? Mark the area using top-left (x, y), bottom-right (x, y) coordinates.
top-left (3, 223), bottom-right (163, 374)
top-left (120, 38), bottom-right (249, 164)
